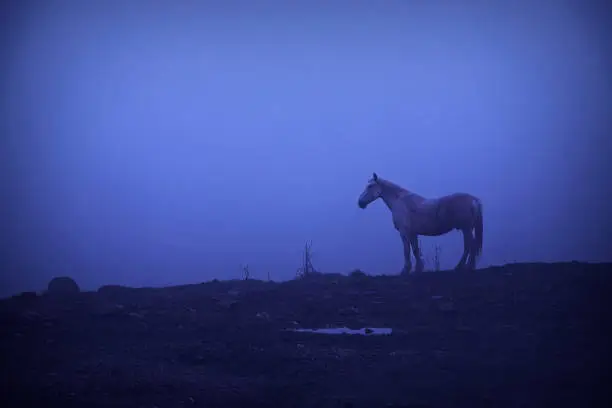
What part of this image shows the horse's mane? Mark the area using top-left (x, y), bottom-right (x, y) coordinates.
top-left (379, 177), bottom-right (426, 202)
top-left (378, 177), bottom-right (408, 194)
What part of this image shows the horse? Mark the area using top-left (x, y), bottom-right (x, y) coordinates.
top-left (357, 173), bottom-right (483, 274)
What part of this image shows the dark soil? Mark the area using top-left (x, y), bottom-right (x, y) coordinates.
top-left (1, 262), bottom-right (611, 408)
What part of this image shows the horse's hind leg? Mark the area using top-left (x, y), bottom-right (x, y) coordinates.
top-left (454, 228), bottom-right (473, 271)
top-left (467, 228), bottom-right (477, 270)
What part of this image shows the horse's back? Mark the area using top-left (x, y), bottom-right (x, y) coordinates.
top-left (439, 192), bottom-right (478, 208)
top-left (437, 192), bottom-right (480, 228)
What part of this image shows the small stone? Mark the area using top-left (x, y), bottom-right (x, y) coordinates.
top-left (22, 311), bottom-right (43, 320)
top-left (95, 303), bottom-right (126, 317)
top-left (218, 299), bottom-right (238, 309)
top-left (438, 301), bottom-right (456, 312)
top-left (339, 306), bottom-right (360, 316)
top-left (256, 311), bottom-right (270, 320)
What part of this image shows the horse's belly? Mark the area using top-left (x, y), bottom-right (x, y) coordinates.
top-left (412, 209), bottom-right (449, 236)
top-left (421, 225), bottom-right (454, 237)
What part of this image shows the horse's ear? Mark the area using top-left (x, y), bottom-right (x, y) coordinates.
top-left (372, 172), bottom-right (378, 181)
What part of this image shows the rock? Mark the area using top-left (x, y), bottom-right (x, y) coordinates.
top-left (13, 291), bottom-right (38, 300)
top-left (349, 269), bottom-right (367, 278)
top-left (97, 284), bottom-right (129, 295)
top-left (47, 276), bottom-right (80, 296)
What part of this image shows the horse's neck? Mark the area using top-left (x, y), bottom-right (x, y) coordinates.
top-left (405, 191), bottom-right (426, 204)
top-left (381, 183), bottom-right (425, 212)
top-left (380, 181), bottom-right (410, 210)
top-left (381, 195), bottom-right (401, 211)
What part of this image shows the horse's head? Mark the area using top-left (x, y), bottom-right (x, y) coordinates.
top-left (358, 172), bottom-right (383, 209)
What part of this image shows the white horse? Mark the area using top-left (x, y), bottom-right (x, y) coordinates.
top-left (357, 173), bottom-right (483, 273)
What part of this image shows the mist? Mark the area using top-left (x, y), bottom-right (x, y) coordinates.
top-left (2, 1), bottom-right (610, 297)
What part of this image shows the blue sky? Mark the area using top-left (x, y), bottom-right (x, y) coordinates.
top-left (2, 1), bottom-right (610, 296)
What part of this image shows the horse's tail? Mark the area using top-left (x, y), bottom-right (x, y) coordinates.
top-left (473, 198), bottom-right (483, 259)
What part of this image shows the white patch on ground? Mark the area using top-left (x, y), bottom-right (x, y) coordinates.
top-left (288, 327), bottom-right (393, 335)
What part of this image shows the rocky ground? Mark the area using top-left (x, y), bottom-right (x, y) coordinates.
top-left (1, 262), bottom-right (611, 408)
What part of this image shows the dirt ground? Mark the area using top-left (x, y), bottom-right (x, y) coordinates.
top-left (1, 262), bottom-right (610, 408)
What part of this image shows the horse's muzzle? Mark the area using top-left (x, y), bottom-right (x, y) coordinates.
top-left (358, 200), bottom-right (367, 209)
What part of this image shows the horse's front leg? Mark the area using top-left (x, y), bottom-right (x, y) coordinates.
top-left (400, 233), bottom-right (412, 275)
top-left (410, 235), bottom-right (425, 273)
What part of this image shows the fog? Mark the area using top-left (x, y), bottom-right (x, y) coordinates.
top-left (2, 1), bottom-right (610, 297)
